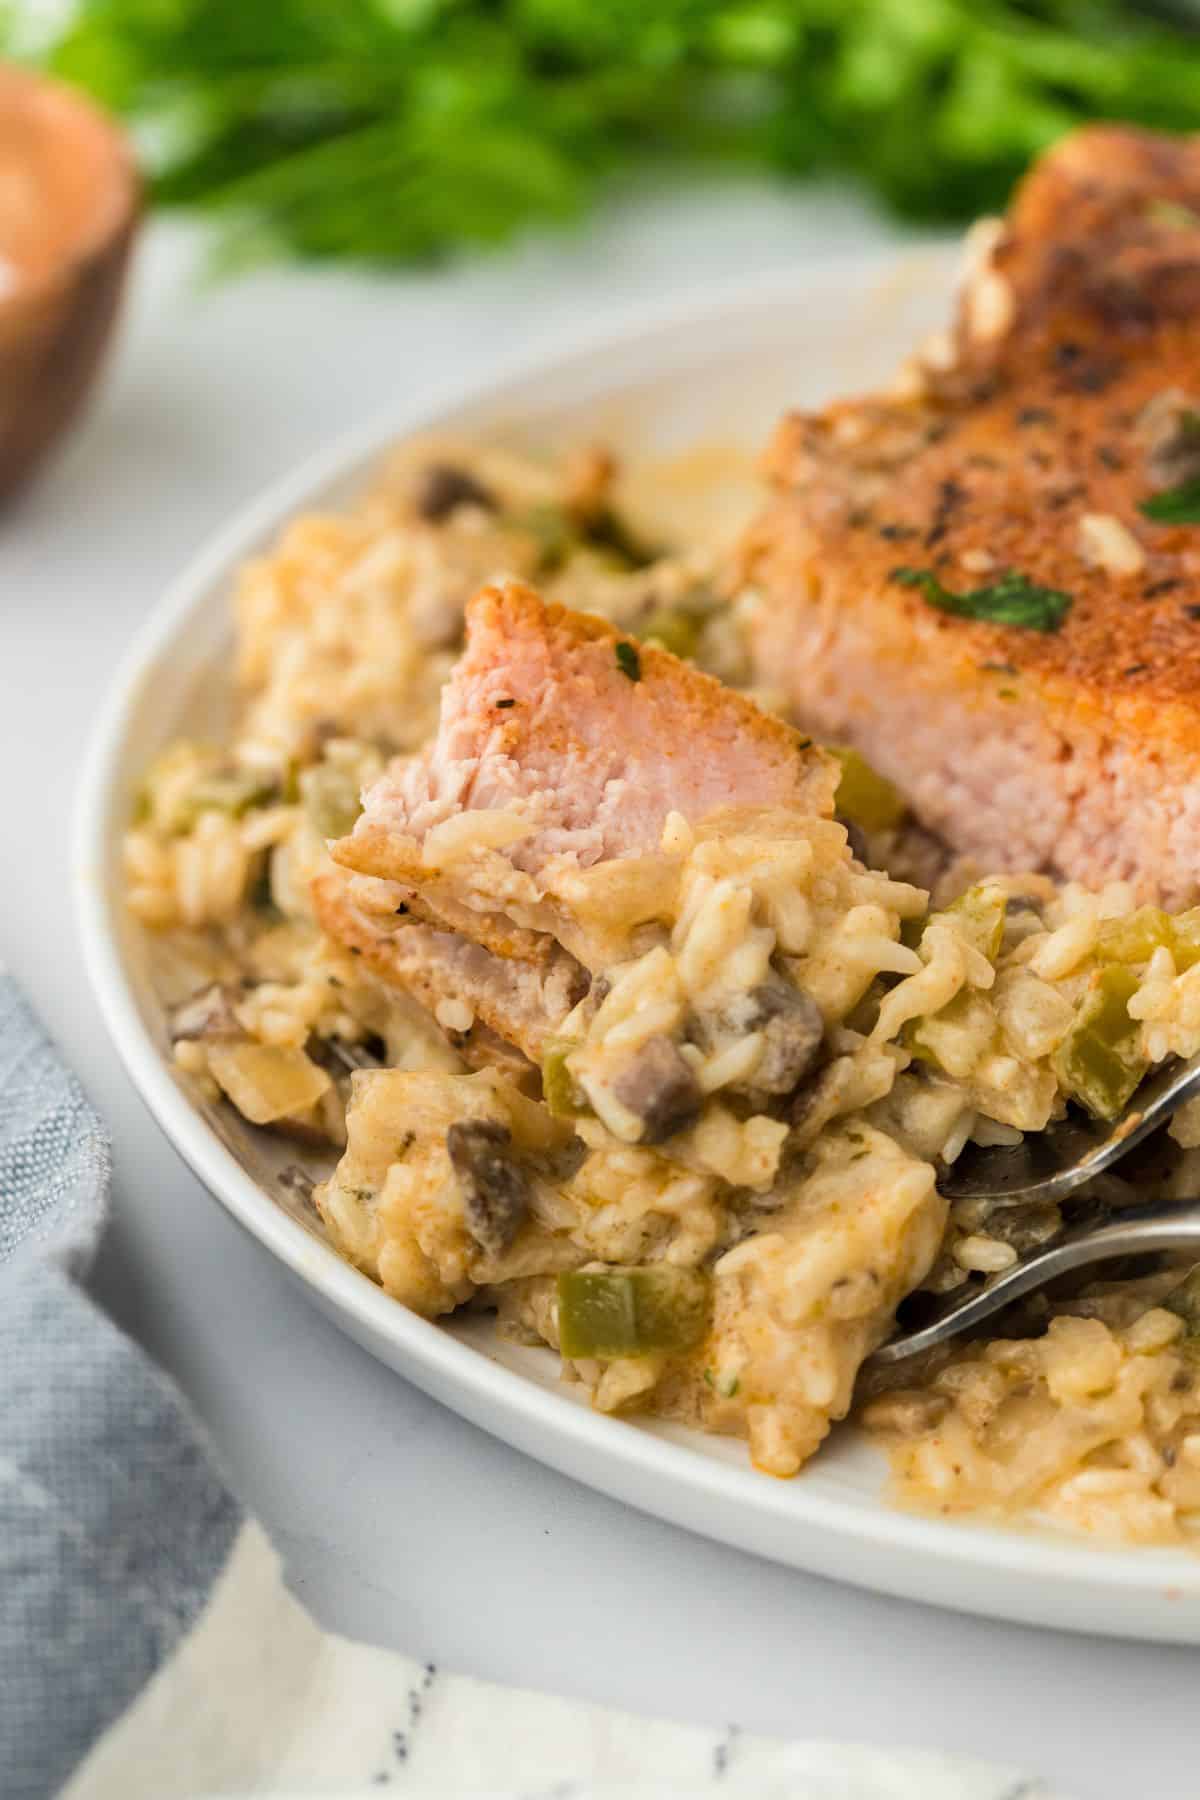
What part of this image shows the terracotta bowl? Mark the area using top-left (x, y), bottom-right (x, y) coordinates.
top-left (0, 65), bottom-right (139, 498)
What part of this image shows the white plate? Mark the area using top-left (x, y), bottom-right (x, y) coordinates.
top-left (76, 249), bottom-right (1200, 1641)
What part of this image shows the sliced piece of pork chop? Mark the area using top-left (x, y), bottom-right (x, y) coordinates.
top-left (331, 580), bottom-right (836, 972)
top-left (741, 126), bottom-right (1200, 906)
top-left (311, 867), bottom-right (586, 1065)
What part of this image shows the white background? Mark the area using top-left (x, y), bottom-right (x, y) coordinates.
top-left (5, 183), bottom-right (1200, 1799)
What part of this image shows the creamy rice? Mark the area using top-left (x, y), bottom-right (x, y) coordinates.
top-left (124, 434), bottom-right (1200, 1526)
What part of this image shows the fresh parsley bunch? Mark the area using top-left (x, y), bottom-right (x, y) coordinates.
top-left (21, 0), bottom-right (1200, 268)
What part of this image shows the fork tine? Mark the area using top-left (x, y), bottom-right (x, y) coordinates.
top-left (318, 1036), bottom-right (383, 1075)
top-left (937, 1047), bottom-right (1200, 1206)
top-left (869, 1197), bottom-right (1200, 1366)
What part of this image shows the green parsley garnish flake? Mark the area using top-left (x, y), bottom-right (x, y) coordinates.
top-left (1140, 478), bottom-right (1200, 524)
top-left (891, 566), bottom-right (1072, 632)
top-left (615, 641), bottom-right (641, 682)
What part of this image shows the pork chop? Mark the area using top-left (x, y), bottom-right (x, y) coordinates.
top-left (331, 579), bottom-right (836, 971)
top-left (311, 867), bottom-right (586, 1064)
top-left (741, 126), bottom-right (1200, 906)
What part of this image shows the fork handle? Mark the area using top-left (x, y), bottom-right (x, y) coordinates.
top-left (870, 1199), bottom-right (1200, 1366)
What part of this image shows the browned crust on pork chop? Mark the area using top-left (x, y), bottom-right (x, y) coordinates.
top-left (750, 126), bottom-right (1200, 752)
top-left (329, 828), bottom-right (552, 965)
top-left (311, 868), bottom-right (585, 1062)
top-left (443, 581), bottom-right (831, 786)
top-left (332, 580), bottom-right (836, 963)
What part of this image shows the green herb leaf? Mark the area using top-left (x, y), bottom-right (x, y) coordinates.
top-left (891, 567), bottom-right (1072, 633)
top-left (1140, 478), bottom-right (1200, 524)
top-left (615, 641), bottom-right (641, 682)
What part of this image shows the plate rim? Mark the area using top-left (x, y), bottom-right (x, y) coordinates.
top-left (73, 249), bottom-right (1200, 1639)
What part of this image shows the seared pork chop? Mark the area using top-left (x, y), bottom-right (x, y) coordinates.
top-left (742, 126), bottom-right (1200, 906)
top-left (311, 867), bottom-right (586, 1064)
top-left (332, 579), bottom-right (836, 974)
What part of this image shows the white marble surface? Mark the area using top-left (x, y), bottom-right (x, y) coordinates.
top-left (4, 181), bottom-right (1199, 1800)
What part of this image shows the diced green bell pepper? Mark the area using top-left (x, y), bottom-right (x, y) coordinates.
top-left (1175, 911), bottom-right (1200, 970)
top-left (557, 1266), bottom-right (710, 1359)
top-left (281, 757), bottom-right (303, 804)
top-left (134, 741), bottom-right (207, 831)
top-left (946, 881), bottom-right (1008, 960)
top-left (541, 1039), bottom-right (592, 1118)
top-left (586, 507), bottom-right (660, 571)
top-left (1052, 964), bottom-right (1147, 1121)
top-left (136, 744), bottom-right (275, 834)
top-left (1096, 907), bottom-right (1174, 966)
top-left (900, 883), bottom-right (1006, 996)
top-left (639, 605), bottom-right (703, 660)
top-left (300, 764), bottom-right (363, 840)
top-left (830, 747), bottom-right (906, 832)
top-left (512, 503), bottom-right (575, 573)
top-left (184, 772), bottom-right (278, 823)
top-left (1097, 906), bottom-right (1200, 973)
top-left (1164, 1265), bottom-right (1200, 1334)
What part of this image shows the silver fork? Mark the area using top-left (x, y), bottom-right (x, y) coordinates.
top-left (870, 1198), bottom-right (1200, 1364)
top-left (871, 1047), bottom-right (1200, 1366)
top-left (935, 1046), bottom-right (1200, 1207)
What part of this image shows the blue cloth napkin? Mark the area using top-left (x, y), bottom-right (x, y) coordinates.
top-left (0, 972), bottom-right (241, 1799)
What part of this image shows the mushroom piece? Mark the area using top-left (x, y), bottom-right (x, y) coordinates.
top-left (413, 462), bottom-right (496, 521)
top-left (446, 1118), bottom-right (530, 1256)
top-left (168, 983), bottom-right (245, 1043)
top-left (611, 1033), bottom-right (703, 1144)
top-left (277, 1163), bottom-right (317, 1206)
top-left (724, 980), bottom-right (825, 1097)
